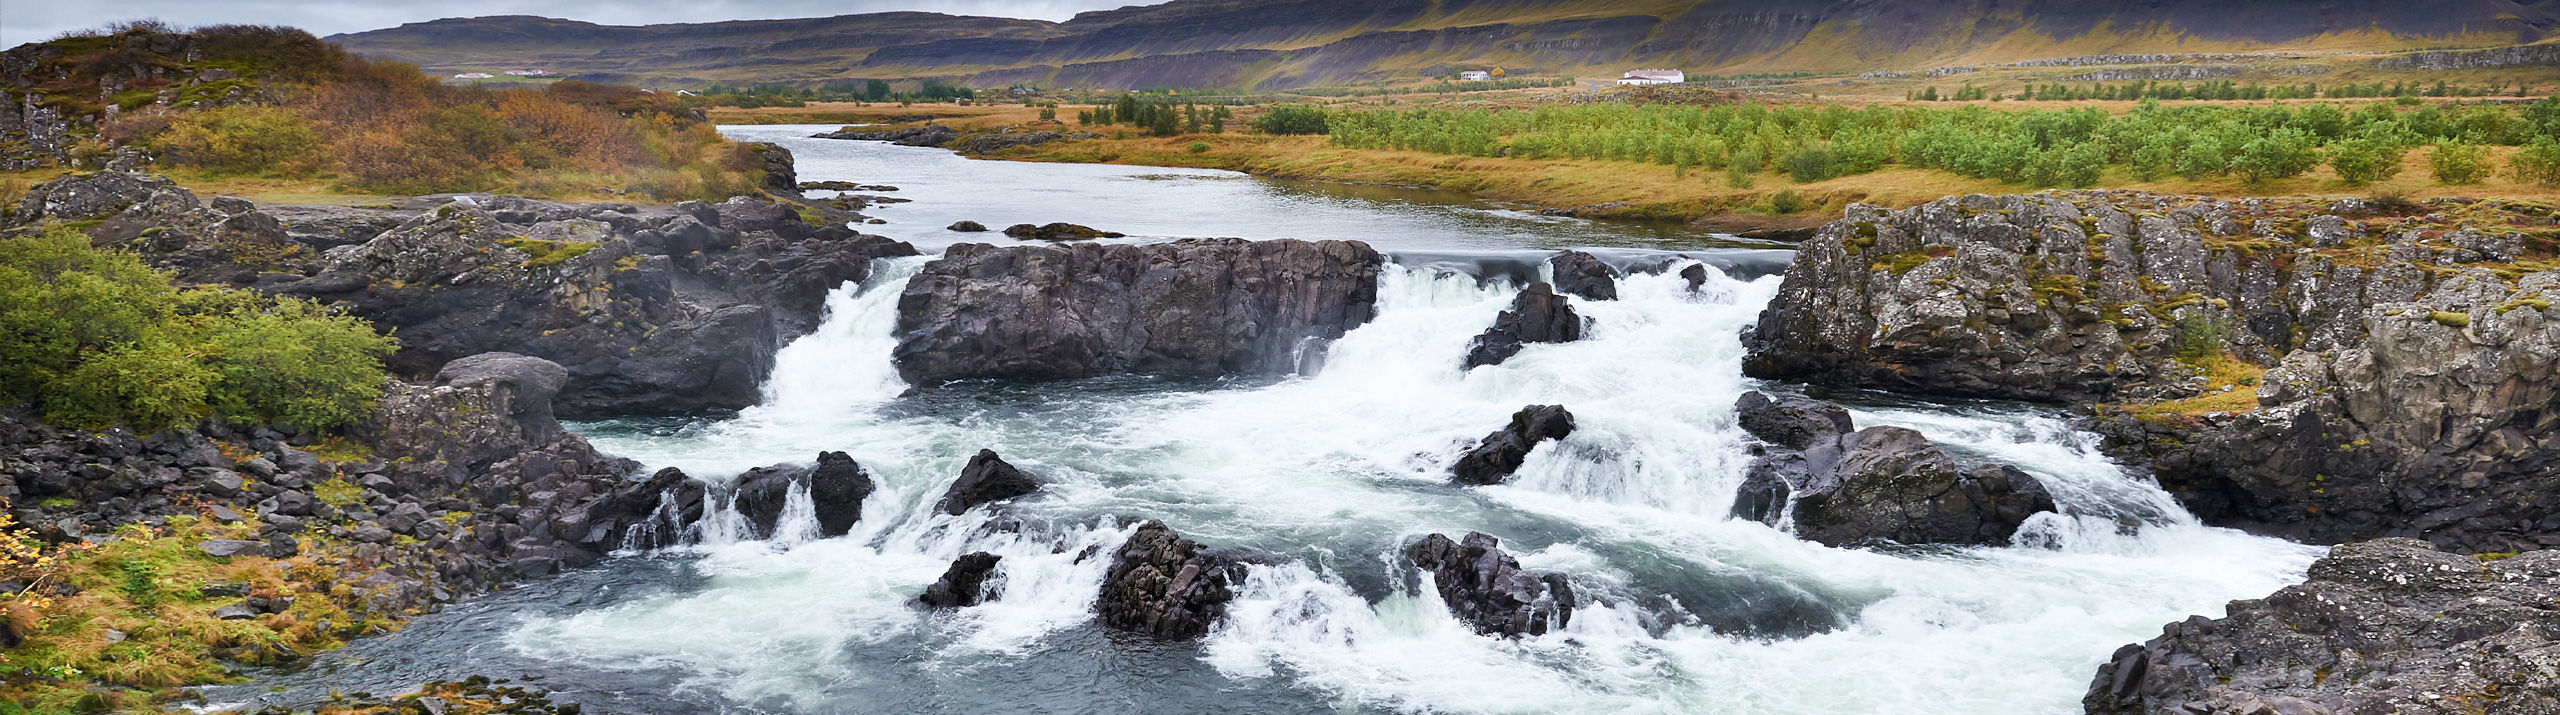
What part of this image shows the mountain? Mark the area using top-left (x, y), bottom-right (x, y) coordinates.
top-left (327, 0), bottom-right (2560, 89)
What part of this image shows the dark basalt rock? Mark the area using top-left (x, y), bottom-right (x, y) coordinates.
top-left (892, 238), bottom-right (1382, 384)
top-left (813, 124), bottom-right (958, 147)
top-left (1730, 393), bottom-right (2055, 546)
top-left (1547, 250), bottom-right (1619, 301)
top-left (1451, 405), bottom-right (1576, 485)
top-left (594, 466), bottom-right (707, 550)
top-left (1735, 390), bottom-right (1853, 450)
top-left (730, 451), bottom-right (876, 539)
top-left (2086, 539), bottom-right (2560, 715)
top-left (947, 220), bottom-right (987, 232)
top-left (1463, 282), bottom-right (1584, 369)
top-left (744, 141), bottom-right (797, 195)
top-left (919, 552), bottom-right (1003, 608)
top-left (1407, 532), bottom-right (1574, 637)
top-left (935, 450), bottom-right (1043, 515)
top-left (1096, 520), bottom-right (1241, 639)
top-left (1000, 222), bottom-right (1124, 241)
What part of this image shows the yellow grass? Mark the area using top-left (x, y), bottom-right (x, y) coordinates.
top-left (2129, 353), bottom-right (2268, 417)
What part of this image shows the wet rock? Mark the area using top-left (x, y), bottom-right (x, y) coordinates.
top-left (1451, 405), bottom-right (1576, 486)
top-left (813, 124), bottom-right (958, 147)
top-left (1547, 250), bottom-right (1619, 301)
top-left (1000, 222), bottom-right (1124, 241)
top-left (1734, 391), bottom-right (1852, 450)
top-left (947, 220), bottom-right (987, 232)
top-left (1463, 282), bottom-right (1583, 368)
top-left (1791, 426), bottom-right (2056, 547)
top-left (892, 238), bottom-right (1382, 383)
top-left (918, 552), bottom-right (1002, 607)
top-left (1096, 520), bottom-right (1240, 639)
top-left (592, 467), bottom-right (707, 550)
top-left (730, 451), bottom-right (874, 539)
top-left (935, 450), bottom-right (1042, 516)
top-left (211, 604), bottom-right (258, 620)
top-left (2086, 539), bottom-right (2560, 715)
top-left (1406, 532), bottom-right (1574, 637)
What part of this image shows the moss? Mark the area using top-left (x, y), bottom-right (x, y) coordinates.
top-left (2430, 311), bottom-right (2472, 328)
top-left (1842, 221), bottom-right (1879, 254)
top-left (2478, 551), bottom-right (2522, 561)
top-left (310, 478), bottom-right (366, 508)
top-left (497, 238), bottom-right (600, 269)
top-left (2495, 298), bottom-right (2551, 314)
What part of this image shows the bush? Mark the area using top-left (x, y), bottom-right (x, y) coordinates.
top-left (1769, 189), bottom-right (1809, 214)
top-left (2429, 140), bottom-right (2491, 184)
top-left (2231, 128), bottom-right (2321, 183)
top-left (1779, 145), bottom-right (1836, 183)
top-left (0, 228), bottom-right (394, 432)
top-left (1186, 141), bottom-right (1211, 154)
top-left (151, 106), bottom-right (322, 176)
top-left (1726, 146), bottom-right (1761, 188)
top-left (2510, 136), bottom-right (2560, 185)
top-left (1252, 105), bottom-right (1330, 135)
top-left (2326, 135), bottom-right (2407, 186)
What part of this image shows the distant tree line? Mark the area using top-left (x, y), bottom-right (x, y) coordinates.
top-left (1078, 95), bottom-right (1233, 136)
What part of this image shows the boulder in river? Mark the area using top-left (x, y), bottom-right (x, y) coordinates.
top-left (947, 220), bottom-right (987, 232)
top-left (1463, 282), bottom-right (1584, 369)
top-left (1000, 222), bottom-right (1124, 241)
top-left (1548, 250), bottom-right (1619, 301)
top-left (2085, 538), bottom-right (2560, 715)
top-left (731, 451), bottom-right (875, 539)
top-left (936, 450), bottom-right (1043, 515)
top-left (1451, 405), bottom-right (1577, 485)
top-left (1407, 532), bottom-right (1574, 637)
top-left (919, 552), bottom-right (1003, 608)
top-left (1096, 520), bottom-right (1241, 639)
top-left (892, 238), bottom-right (1383, 384)
top-left (813, 124), bottom-right (958, 147)
top-left (1730, 392), bottom-right (2055, 547)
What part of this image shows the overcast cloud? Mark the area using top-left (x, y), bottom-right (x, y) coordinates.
top-left (2, 0), bottom-right (1136, 49)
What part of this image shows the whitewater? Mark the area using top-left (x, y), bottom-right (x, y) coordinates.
top-left (461, 250), bottom-right (2330, 714)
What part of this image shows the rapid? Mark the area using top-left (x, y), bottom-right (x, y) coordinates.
top-left (219, 126), bottom-right (2324, 715)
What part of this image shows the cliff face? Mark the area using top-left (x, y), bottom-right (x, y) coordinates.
top-left (1742, 190), bottom-right (2560, 554)
top-left (321, 0), bottom-right (2559, 89)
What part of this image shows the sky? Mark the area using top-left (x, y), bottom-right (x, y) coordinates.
top-left (1, 0), bottom-right (1136, 49)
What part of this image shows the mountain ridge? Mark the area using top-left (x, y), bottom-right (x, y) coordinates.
top-left (325, 0), bottom-right (2560, 89)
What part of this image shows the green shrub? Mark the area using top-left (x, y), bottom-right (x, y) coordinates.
top-left (1779, 145), bottom-right (1836, 183)
top-left (2231, 128), bottom-right (2321, 183)
top-left (2430, 140), bottom-right (2491, 184)
top-left (1726, 146), bottom-right (1761, 189)
top-left (2511, 135), bottom-right (2560, 185)
top-left (1186, 141), bottom-right (1211, 154)
top-left (0, 228), bottom-right (395, 432)
top-left (1769, 189), bottom-right (1809, 214)
top-left (2326, 135), bottom-right (2407, 186)
top-left (1252, 105), bottom-right (1330, 135)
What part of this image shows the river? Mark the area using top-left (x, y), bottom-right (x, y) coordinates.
top-left (200, 125), bottom-right (2322, 715)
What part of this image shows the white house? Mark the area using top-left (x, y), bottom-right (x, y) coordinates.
top-left (453, 72), bottom-right (494, 79)
top-left (1457, 70), bottom-right (1492, 82)
top-left (1616, 69), bottom-right (1684, 85)
top-left (503, 69), bottom-right (554, 76)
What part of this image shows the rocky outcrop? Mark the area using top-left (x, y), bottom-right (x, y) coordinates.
top-left (1096, 520), bottom-right (1241, 639)
top-left (1547, 250), bottom-right (1618, 301)
top-left (1463, 282), bottom-right (1583, 368)
top-left (1001, 222), bottom-right (1124, 241)
top-left (935, 450), bottom-right (1042, 516)
top-left (1450, 405), bottom-right (1576, 485)
top-left (919, 552), bottom-right (1003, 608)
top-left (1407, 532), bottom-right (1575, 637)
top-left (10, 172), bottom-right (919, 417)
top-left (728, 451), bottom-right (875, 539)
top-left (1731, 392), bottom-right (2056, 547)
top-left (744, 142), bottom-right (798, 195)
top-left (813, 124), bottom-right (958, 147)
top-left (1739, 191), bottom-right (2560, 551)
top-left (892, 238), bottom-right (1382, 384)
top-left (948, 220), bottom-right (987, 232)
top-left (2086, 539), bottom-right (2560, 715)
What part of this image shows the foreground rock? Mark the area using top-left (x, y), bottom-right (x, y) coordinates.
top-left (893, 238), bottom-right (1383, 384)
top-left (1002, 222), bottom-right (1124, 241)
top-left (1096, 520), bottom-right (1242, 639)
top-left (919, 552), bottom-right (1003, 608)
top-left (1732, 391), bottom-right (2055, 547)
top-left (2086, 539), bottom-right (2560, 715)
top-left (1463, 282), bottom-right (1584, 368)
top-left (1450, 405), bottom-right (1576, 485)
top-left (1407, 532), bottom-right (1575, 637)
top-left (936, 450), bottom-right (1042, 515)
top-left (729, 451), bottom-right (875, 539)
